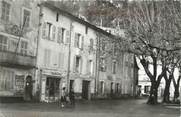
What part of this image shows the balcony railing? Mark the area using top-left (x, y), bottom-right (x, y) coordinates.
top-left (0, 50), bottom-right (36, 69)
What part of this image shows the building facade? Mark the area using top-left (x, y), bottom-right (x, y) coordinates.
top-left (0, 0), bottom-right (39, 101)
top-left (0, 1), bottom-right (138, 102)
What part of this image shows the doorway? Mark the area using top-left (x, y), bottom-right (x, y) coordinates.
top-left (82, 80), bottom-right (90, 100)
top-left (46, 77), bottom-right (60, 99)
top-left (25, 75), bottom-right (33, 101)
top-left (69, 80), bottom-right (74, 91)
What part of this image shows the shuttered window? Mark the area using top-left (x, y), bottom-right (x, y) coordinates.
top-left (1, 1), bottom-right (10, 22)
top-left (65, 30), bottom-right (70, 44)
top-left (58, 52), bottom-right (64, 68)
top-left (0, 35), bottom-right (8, 51)
top-left (42, 22), bottom-right (47, 39)
top-left (0, 69), bottom-right (14, 91)
top-left (52, 25), bottom-right (56, 41)
top-left (44, 49), bottom-right (51, 67)
top-left (20, 41), bottom-right (28, 55)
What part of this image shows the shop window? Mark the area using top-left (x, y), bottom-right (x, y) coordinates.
top-left (20, 41), bottom-right (28, 55)
top-left (0, 35), bottom-right (8, 51)
top-left (1, 1), bottom-right (10, 22)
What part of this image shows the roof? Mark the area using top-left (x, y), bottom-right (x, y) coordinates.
top-left (40, 2), bottom-right (116, 39)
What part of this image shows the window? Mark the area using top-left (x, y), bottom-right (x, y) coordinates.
top-left (56, 13), bottom-right (59, 22)
top-left (101, 42), bottom-right (106, 51)
top-left (65, 30), bottom-right (70, 44)
top-left (75, 56), bottom-right (81, 73)
top-left (88, 60), bottom-right (93, 75)
top-left (100, 58), bottom-right (106, 72)
top-left (23, 9), bottom-right (31, 28)
top-left (85, 26), bottom-right (88, 34)
top-left (113, 43), bottom-right (117, 56)
top-left (20, 41), bottom-right (28, 55)
top-left (58, 52), bottom-right (64, 68)
top-left (144, 86), bottom-right (150, 94)
top-left (89, 39), bottom-right (94, 50)
top-left (57, 27), bottom-right (65, 43)
top-left (57, 27), bottom-right (61, 43)
top-left (116, 83), bottom-right (119, 93)
top-left (61, 28), bottom-right (65, 43)
top-left (100, 81), bottom-right (104, 94)
top-left (1, 1), bottom-right (10, 21)
top-left (0, 35), bottom-right (8, 51)
top-left (44, 49), bottom-right (51, 67)
top-left (112, 61), bottom-right (117, 74)
top-left (47, 22), bottom-right (52, 40)
top-left (52, 25), bottom-right (56, 41)
top-left (74, 33), bottom-right (81, 48)
top-left (42, 22), bottom-right (47, 39)
top-left (0, 69), bottom-right (14, 91)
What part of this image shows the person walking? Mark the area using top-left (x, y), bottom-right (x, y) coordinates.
top-left (60, 87), bottom-right (66, 107)
top-left (69, 88), bottom-right (75, 106)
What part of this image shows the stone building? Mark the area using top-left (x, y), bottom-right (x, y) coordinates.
top-left (0, 0), bottom-right (39, 101)
top-left (0, 0), bottom-right (138, 102)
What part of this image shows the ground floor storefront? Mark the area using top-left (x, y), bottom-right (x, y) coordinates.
top-left (0, 66), bottom-right (35, 102)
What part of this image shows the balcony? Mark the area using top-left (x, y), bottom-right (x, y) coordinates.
top-left (0, 50), bottom-right (36, 69)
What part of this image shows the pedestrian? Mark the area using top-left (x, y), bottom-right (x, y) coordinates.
top-left (69, 88), bottom-right (75, 106)
top-left (60, 87), bottom-right (66, 107)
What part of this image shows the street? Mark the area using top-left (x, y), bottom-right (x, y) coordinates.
top-left (0, 99), bottom-right (180, 117)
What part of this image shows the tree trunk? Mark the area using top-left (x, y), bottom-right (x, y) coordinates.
top-left (173, 76), bottom-right (180, 103)
top-left (162, 78), bottom-right (171, 103)
top-left (147, 81), bottom-right (158, 104)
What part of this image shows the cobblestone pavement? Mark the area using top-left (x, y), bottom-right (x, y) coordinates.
top-left (0, 99), bottom-right (180, 117)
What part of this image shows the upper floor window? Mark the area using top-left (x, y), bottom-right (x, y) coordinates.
top-left (44, 49), bottom-right (51, 67)
top-left (0, 35), bottom-right (8, 51)
top-left (52, 25), bottom-right (56, 41)
top-left (112, 61), bottom-right (117, 74)
top-left (100, 58), bottom-right (106, 72)
top-left (57, 27), bottom-right (65, 43)
top-left (23, 8), bottom-right (31, 28)
top-left (20, 41), bottom-right (28, 55)
top-left (89, 39), bottom-right (94, 50)
top-left (74, 33), bottom-right (84, 49)
top-left (1, 1), bottom-right (10, 22)
top-left (87, 60), bottom-right (93, 75)
top-left (74, 56), bottom-right (81, 73)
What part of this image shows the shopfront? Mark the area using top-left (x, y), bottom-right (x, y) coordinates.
top-left (40, 69), bottom-right (65, 102)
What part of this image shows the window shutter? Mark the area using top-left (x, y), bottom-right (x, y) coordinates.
top-left (52, 25), bottom-right (56, 41)
top-left (73, 56), bottom-right (76, 72)
top-left (42, 22), bottom-right (47, 39)
top-left (81, 36), bottom-right (84, 49)
top-left (66, 30), bottom-right (70, 44)
top-left (62, 53), bottom-right (64, 68)
top-left (74, 33), bottom-right (77, 47)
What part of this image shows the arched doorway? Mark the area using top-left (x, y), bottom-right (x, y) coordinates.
top-left (25, 75), bottom-right (33, 101)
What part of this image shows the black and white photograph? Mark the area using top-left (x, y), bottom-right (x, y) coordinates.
top-left (0, 0), bottom-right (180, 117)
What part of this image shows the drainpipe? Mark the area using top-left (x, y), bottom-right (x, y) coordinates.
top-left (35, 3), bottom-right (43, 101)
top-left (67, 20), bottom-right (73, 93)
top-left (95, 33), bottom-right (100, 97)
